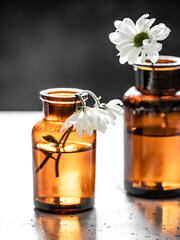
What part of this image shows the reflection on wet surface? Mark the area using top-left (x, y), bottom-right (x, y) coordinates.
top-left (34, 208), bottom-right (96, 240)
top-left (129, 196), bottom-right (180, 239)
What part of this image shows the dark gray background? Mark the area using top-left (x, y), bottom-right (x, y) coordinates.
top-left (0, 1), bottom-right (179, 110)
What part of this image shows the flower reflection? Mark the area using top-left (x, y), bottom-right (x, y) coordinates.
top-left (133, 198), bottom-right (180, 237)
top-left (34, 208), bottom-right (96, 240)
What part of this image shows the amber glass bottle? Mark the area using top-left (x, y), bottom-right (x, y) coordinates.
top-left (124, 56), bottom-right (180, 198)
top-left (32, 88), bottom-right (96, 213)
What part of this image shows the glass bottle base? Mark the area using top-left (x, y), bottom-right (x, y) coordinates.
top-left (34, 197), bottom-right (94, 213)
top-left (125, 181), bottom-right (180, 199)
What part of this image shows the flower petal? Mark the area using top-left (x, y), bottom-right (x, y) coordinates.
top-left (108, 106), bottom-right (123, 115)
top-left (123, 18), bottom-right (137, 35)
top-left (141, 50), bottom-right (146, 63)
top-left (60, 111), bottom-right (79, 133)
top-left (114, 20), bottom-right (121, 29)
top-left (87, 109), bottom-right (100, 130)
top-left (136, 14), bottom-right (149, 32)
top-left (109, 31), bottom-right (131, 45)
top-left (146, 50), bottom-right (159, 63)
top-left (109, 32), bottom-right (122, 45)
top-left (75, 124), bottom-right (83, 138)
top-left (127, 47), bottom-right (141, 65)
top-left (116, 20), bottom-right (134, 38)
top-left (143, 18), bottom-right (156, 31)
top-left (76, 110), bottom-right (86, 129)
top-left (120, 44), bottom-right (135, 57)
top-left (119, 55), bottom-right (128, 64)
top-left (116, 40), bottom-right (132, 52)
top-left (107, 99), bottom-right (123, 107)
top-left (150, 23), bottom-right (171, 41)
top-left (84, 126), bottom-right (94, 136)
top-left (106, 108), bottom-right (116, 121)
top-left (142, 39), bottom-right (162, 63)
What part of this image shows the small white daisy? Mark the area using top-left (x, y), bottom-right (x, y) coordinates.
top-left (60, 99), bottom-right (123, 138)
top-left (60, 107), bottom-right (108, 138)
top-left (109, 14), bottom-right (170, 65)
top-left (99, 99), bottom-right (123, 124)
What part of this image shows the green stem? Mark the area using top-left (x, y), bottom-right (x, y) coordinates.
top-left (84, 90), bottom-right (101, 106)
top-left (74, 93), bottom-right (86, 107)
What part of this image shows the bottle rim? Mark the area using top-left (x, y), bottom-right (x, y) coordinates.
top-left (134, 56), bottom-right (180, 94)
top-left (134, 55), bottom-right (180, 70)
top-left (40, 88), bottom-right (88, 103)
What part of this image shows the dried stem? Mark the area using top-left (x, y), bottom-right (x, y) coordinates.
top-left (35, 127), bottom-right (73, 176)
top-left (35, 154), bottom-right (52, 173)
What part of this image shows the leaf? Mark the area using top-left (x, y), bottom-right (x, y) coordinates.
top-left (43, 135), bottom-right (59, 144)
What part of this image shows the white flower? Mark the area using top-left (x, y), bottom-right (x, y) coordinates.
top-left (60, 100), bottom-right (123, 138)
top-left (100, 99), bottom-right (123, 124)
top-left (60, 107), bottom-right (107, 138)
top-left (109, 14), bottom-right (170, 65)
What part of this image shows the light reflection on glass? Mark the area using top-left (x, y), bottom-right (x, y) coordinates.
top-left (34, 208), bottom-right (96, 240)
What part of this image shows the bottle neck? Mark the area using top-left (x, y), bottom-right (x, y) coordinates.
top-left (134, 56), bottom-right (180, 96)
top-left (42, 101), bottom-right (81, 121)
top-left (40, 88), bottom-right (87, 121)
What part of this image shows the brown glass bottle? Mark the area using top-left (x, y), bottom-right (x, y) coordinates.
top-left (124, 56), bottom-right (180, 198)
top-left (32, 88), bottom-right (96, 213)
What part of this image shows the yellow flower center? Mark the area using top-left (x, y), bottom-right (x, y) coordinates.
top-left (133, 32), bottom-right (149, 47)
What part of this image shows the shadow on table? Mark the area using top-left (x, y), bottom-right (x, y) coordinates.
top-left (34, 208), bottom-right (97, 240)
top-left (126, 195), bottom-right (180, 238)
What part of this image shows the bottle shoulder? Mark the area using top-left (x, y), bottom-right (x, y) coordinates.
top-left (124, 86), bottom-right (180, 103)
top-left (32, 118), bottom-right (96, 144)
top-left (32, 119), bottom-right (62, 134)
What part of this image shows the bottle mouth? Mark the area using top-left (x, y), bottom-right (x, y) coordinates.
top-left (134, 56), bottom-right (180, 71)
top-left (134, 56), bottom-right (180, 95)
top-left (40, 88), bottom-right (88, 103)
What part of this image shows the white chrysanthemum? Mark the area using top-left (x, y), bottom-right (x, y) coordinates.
top-left (60, 100), bottom-right (123, 138)
top-left (60, 107), bottom-right (108, 138)
top-left (99, 99), bottom-right (123, 124)
top-left (109, 14), bottom-right (171, 65)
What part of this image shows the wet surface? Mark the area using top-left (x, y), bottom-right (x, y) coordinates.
top-left (0, 112), bottom-right (180, 239)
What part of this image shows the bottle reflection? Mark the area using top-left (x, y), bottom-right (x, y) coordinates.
top-left (34, 208), bottom-right (96, 240)
top-left (132, 197), bottom-right (180, 237)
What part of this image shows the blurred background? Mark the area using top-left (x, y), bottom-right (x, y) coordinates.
top-left (0, 1), bottom-right (179, 110)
